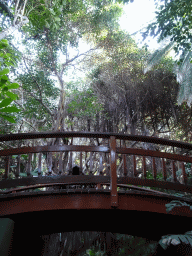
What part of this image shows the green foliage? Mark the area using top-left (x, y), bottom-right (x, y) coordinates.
top-left (143, 0), bottom-right (192, 54)
top-left (117, 235), bottom-right (156, 256)
top-left (0, 1), bottom-right (13, 19)
top-left (17, 70), bottom-right (59, 129)
top-left (67, 88), bottom-right (103, 119)
top-left (142, 0), bottom-right (192, 106)
top-left (0, 39), bottom-right (20, 123)
top-left (23, 0), bottom-right (123, 49)
top-left (146, 170), bottom-right (164, 181)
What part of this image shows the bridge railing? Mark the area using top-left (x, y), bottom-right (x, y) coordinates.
top-left (0, 131), bottom-right (192, 207)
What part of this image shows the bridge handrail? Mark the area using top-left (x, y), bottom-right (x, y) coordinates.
top-left (0, 131), bottom-right (192, 150)
top-left (1, 145), bottom-right (192, 163)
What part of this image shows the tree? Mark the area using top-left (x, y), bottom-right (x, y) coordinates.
top-left (13, 0), bottom-right (124, 133)
top-left (87, 30), bottom-right (179, 136)
top-left (0, 0), bottom-right (29, 40)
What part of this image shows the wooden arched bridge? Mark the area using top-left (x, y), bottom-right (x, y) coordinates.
top-left (0, 131), bottom-right (192, 255)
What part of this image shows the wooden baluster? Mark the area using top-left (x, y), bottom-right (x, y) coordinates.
top-left (4, 156), bottom-right (10, 179)
top-left (38, 153), bottom-right (42, 176)
top-left (48, 152), bottom-right (52, 175)
top-left (27, 153), bottom-right (32, 177)
top-left (152, 158), bottom-right (157, 180)
top-left (69, 151), bottom-right (72, 171)
top-left (133, 155), bottom-right (137, 177)
top-left (106, 153), bottom-right (109, 176)
top-left (99, 153), bottom-right (103, 175)
top-left (162, 158), bottom-right (167, 181)
top-left (122, 140), bottom-right (127, 177)
top-left (80, 152), bottom-right (82, 174)
top-left (54, 153), bottom-right (58, 173)
top-left (142, 156), bottom-right (147, 179)
top-left (90, 152), bottom-right (93, 175)
top-left (181, 162), bottom-right (187, 185)
top-left (59, 152), bottom-right (62, 174)
top-left (16, 155), bottom-right (20, 178)
top-left (172, 161), bottom-right (177, 182)
top-left (110, 136), bottom-right (118, 207)
top-left (97, 153), bottom-right (103, 189)
top-left (123, 155), bottom-right (127, 177)
top-left (85, 152), bottom-right (88, 173)
top-left (97, 183), bottom-right (102, 189)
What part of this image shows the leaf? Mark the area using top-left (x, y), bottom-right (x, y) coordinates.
top-left (7, 83), bottom-right (19, 89)
top-left (0, 75), bottom-right (9, 86)
top-left (55, 17), bottom-right (60, 22)
top-left (159, 230), bottom-right (192, 251)
top-left (144, 41), bottom-right (175, 73)
top-left (0, 114), bottom-right (16, 123)
top-left (2, 86), bottom-right (8, 91)
top-left (0, 98), bottom-right (13, 108)
top-left (0, 68), bottom-right (9, 75)
top-left (0, 106), bottom-right (20, 113)
top-left (0, 39), bottom-right (8, 47)
top-left (5, 91), bottom-right (18, 100)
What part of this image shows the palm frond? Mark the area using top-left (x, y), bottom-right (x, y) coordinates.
top-left (144, 40), bottom-right (175, 74)
top-left (175, 51), bottom-right (192, 106)
top-left (143, 38), bottom-right (192, 106)
top-left (159, 231), bottom-right (192, 250)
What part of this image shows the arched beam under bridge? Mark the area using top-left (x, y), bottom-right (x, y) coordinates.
top-left (0, 190), bottom-right (192, 240)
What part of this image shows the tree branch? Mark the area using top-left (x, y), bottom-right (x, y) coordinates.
top-left (20, 85), bottom-right (54, 117)
top-left (23, 56), bottom-right (43, 100)
top-left (61, 47), bottom-right (97, 74)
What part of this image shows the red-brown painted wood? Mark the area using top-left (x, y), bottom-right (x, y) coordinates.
top-left (38, 153), bottom-right (42, 175)
top-left (162, 158), bottom-right (167, 181)
top-left (181, 162), bottom-right (188, 185)
top-left (0, 145), bottom-right (109, 156)
top-left (152, 158), bottom-right (157, 180)
top-left (27, 153), bottom-right (32, 176)
top-left (16, 155), bottom-right (20, 178)
top-left (142, 156), bottom-right (147, 179)
top-left (133, 155), bottom-right (137, 177)
top-left (110, 136), bottom-right (118, 207)
top-left (0, 191), bottom-right (191, 217)
top-left (172, 161), bottom-right (177, 182)
top-left (117, 147), bottom-right (192, 163)
top-left (59, 153), bottom-right (62, 174)
top-left (48, 152), bottom-right (52, 175)
top-left (80, 152), bottom-right (82, 172)
top-left (4, 156), bottom-right (10, 179)
top-left (90, 152), bottom-right (93, 175)
top-left (0, 131), bottom-right (192, 151)
top-left (99, 153), bottom-right (103, 175)
top-left (0, 131), bottom-right (192, 207)
top-left (123, 155), bottom-right (127, 177)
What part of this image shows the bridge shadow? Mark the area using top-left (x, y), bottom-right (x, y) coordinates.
top-left (4, 208), bottom-right (192, 255)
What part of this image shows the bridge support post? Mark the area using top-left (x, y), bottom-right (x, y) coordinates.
top-left (0, 218), bottom-right (14, 256)
top-left (110, 136), bottom-right (118, 208)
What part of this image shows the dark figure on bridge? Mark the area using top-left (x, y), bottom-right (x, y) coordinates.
top-left (69, 165), bottom-right (96, 189)
top-left (71, 165), bottom-right (82, 175)
top-left (68, 165), bottom-right (84, 189)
